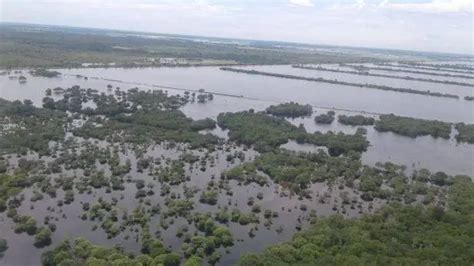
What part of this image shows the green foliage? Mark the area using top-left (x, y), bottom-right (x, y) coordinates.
top-left (314, 111), bottom-right (335, 124)
top-left (199, 190), bottom-right (219, 205)
top-left (252, 149), bottom-right (361, 193)
top-left (375, 114), bottom-right (451, 139)
top-left (217, 110), bottom-right (368, 154)
top-left (238, 177), bottom-right (474, 266)
top-left (185, 255), bottom-right (203, 266)
top-left (0, 238), bottom-right (8, 254)
top-left (34, 227), bottom-right (52, 247)
top-left (221, 162), bottom-right (268, 186)
top-left (338, 114), bottom-right (375, 126)
top-left (0, 172), bottom-right (32, 202)
top-left (156, 161), bottom-right (186, 185)
top-left (0, 99), bottom-right (66, 155)
top-left (455, 123), bottom-right (474, 144)
top-left (29, 69), bottom-right (61, 77)
top-left (14, 215), bottom-right (38, 235)
top-left (0, 24), bottom-right (374, 68)
top-left (303, 131), bottom-right (369, 156)
top-left (42, 87), bottom-right (222, 149)
top-left (41, 238), bottom-right (157, 266)
top-left (190, 118), bottom-right (217, 131)
top-left (0, 198), bottom-right (6, 212)
top-left (266, 102), bottom-right (312, 118)
top-left (217, 110), bottom-right (303, 152)
top-left (165, 199), bottom-right (194, 217)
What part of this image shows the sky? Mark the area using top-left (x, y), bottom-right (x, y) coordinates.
top-left (0, 0), bottom-right (473, 54)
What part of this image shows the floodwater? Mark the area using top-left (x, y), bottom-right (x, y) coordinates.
top-left (236, 65), bottom-right (474, 98)
top-left (0, 65), bottom-right (473, 265)
top-left (1, 68), bottom-right (472, 175)
top-left (1, 68), bottom-right (473, 174)
top-left (0, 141), bottom-right (375, 265)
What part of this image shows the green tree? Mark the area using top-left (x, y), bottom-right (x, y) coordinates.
top-left (34, 227), bottom-right (52, 247)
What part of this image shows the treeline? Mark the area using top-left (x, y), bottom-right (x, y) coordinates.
top-left (0, 98), bottom-right (66, 155)
top-left (265, 102), bottom-right (312, 118)
top-left (41, 238), bottom-right (183, 266)
top-left (340, 64), bottom-right (474, 80)
top-left (29, 69), bottom-right (61, 78)
top-left (375, 114), bottom-right (451, 139)
top-left (292, 64), bottom-right (474, 87)
top-left (238, 176), bottom-right (474, 265)
top-left (217, 110), bottom-right (368, 156)
top-left (226, 147), bottom-right (460, 199)
top-left (314, 111), bottom-right (335, 124)
top-left (338, 114), bottom-right (375, 126)
top-left (399, 61), bottom-right (474, 72)
top-left (375, 62), bottom-right (474, 75)
top-left (220, 68), bottom-right (460, 99)
top-left (41, 86), bottom-right (220, 149)
top-left (455, 123), bottom-right (474, 144)
top-left (0, 24), bottom-right (378, 68)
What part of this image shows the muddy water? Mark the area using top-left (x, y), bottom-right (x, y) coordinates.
top-left (1, 69), bottom-right (472, 174)
top-left (0, 66), bottom-right (473, 265)
top-left (54, 66), bottom-right (474, 123)
top-left (0, 141), bottom-right (375, 265)
top-left (237, 65), bottom-right (474, 98)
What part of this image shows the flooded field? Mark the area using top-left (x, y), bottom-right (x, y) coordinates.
top-left (0, 65), bottom-right (473, 265)
top-left (2, 66), bottom-right (472, 175)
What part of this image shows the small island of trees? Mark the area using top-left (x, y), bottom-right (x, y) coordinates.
top-left (314, 111), bottom-right (335, 124)
top-left (375, 114), bottom-right (452, 139)
top-left (338, 114), bottom-right (375, 126)
top-left (455, 123), bottom-right (474, 144)
top-left (265, 102), bottom-right (312, 118)
top-left (29, 69), bottom-right (61, 78)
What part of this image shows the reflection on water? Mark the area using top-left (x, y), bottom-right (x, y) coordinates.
top-left (0, 66), bottom-right (473, 265)
top-left (55, 66), bottom-right (474, 123)
top-left (238, 65), bottom-right (474, 98)
top-left (0, 141), bottom-right (376, 265)
top-left (1, 67), bottom-right (472, 174)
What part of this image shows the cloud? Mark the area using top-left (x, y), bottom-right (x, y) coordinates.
top-left (289, 0), bottom-right (314, 7)
top-left (355, 0), bottom-right (366, 9)
top-left (380, 0), bottom-right (474, 13)
top-left (0, 0), bottom-right (471, 54)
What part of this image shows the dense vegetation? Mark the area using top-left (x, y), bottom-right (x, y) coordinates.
top-left (29, 69), bottom-right (61, 78)
top-left (41, 238), bottom-right (182, 266)
top-left (226, 148), bottom-right (455, 199)
top-left (220, 68), bottom-right (461, 99)
top-left (0, 73), bottom-right (472, 266)
top-left (0, 98), bottom-right (66, 155)
top-left (265, 102), bottom-right (312, 118)
top-left (217, 110), bottom-right (368, 155)
top-left (338, 114), bottom-right (375, 126)
top-left (314, 111), bottom-right (335, 124)
top-left (217, 110), bottom-right (304, 152)
top-left (238, 175), bottom-right (474, 266)
top-left (375, 114), bottom-right (452, 139)
top-left (0, 24), bottom-right (378, 68)
top-left (455, 123), bottom-right (474, 144)
top-left (41, 86), bottom-right (220, 149)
